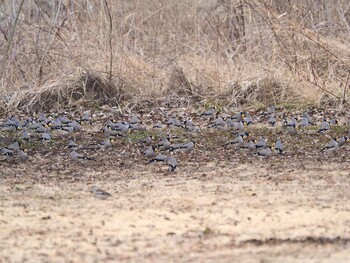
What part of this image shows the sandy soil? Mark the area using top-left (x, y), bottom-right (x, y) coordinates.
top-left (1, 156), bottom-right (350, 263)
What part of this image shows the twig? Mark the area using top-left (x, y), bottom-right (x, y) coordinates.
top-left (103, 0), bottom-right (113, 83)
top-left (0, 0), bottom-right (25, 84)
top-left (342, 71), bottom-right (350, 104)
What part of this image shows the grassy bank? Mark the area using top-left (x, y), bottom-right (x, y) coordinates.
top-left (0, 0), bottom-right (350, 114)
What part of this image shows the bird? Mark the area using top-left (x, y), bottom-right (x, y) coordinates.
top-left (207, 117), bottom-right (226, 129)
top-left (229, 112), bottom-right (245, 122)
top-left (146, 153), bottom-right (177, 171)
top-left (337, 136), bottom-right (348, 147)
top-left (91, 186), bottom-right (112, 200)
top-left (274, 139), bottom-right (283, 154)
top-left (167, 117), bottom-right (183, 128)
top-left (184, 119), bottom-right (195, 130)
top-left (49, 118), bottom-right (63, 130)
top-left (298, 117), bottom-right (309, 128)
top-left (19, 150), bottom-right (29, 162)
top-left (70, 151), bottom-right (95, 161)
top-left (103, 127), bottom-right (124, 138)
top-left (329, 119), bottom-right (338, 125)
top-left (223, 135), bottom-right (244, 148)
top-left (68, 139), bottom-right (78, 150)
top-left (179, 141), bottom-right (195, 154)
top-left (166, 156), bottom-right (178, 172)
top-left (320, 138), bottom-right (338, 152)
top-left (130, 123), bottom-right (147, 131)
top-left (6, 141), bottom-right (20, 151)
top-left (37, 113), bottom-right (47, 124)
top-left (59, 115), bottom-right (72, 125)
top-left (148, 154), bottom-right (168, 164)
top-left (254, 147), bottom-right (273, 159)
top-left (41, 132), bottom-right (51, 141)
top-left (153, 121), bottom-right (164, 129)
top-left (255, 138), bottom-right (267, 149)
top-left (2, 123), bottom-right (17, 132)
top-left (144, 146), bottom-right (156, 158)
top-left (168, 143), bottom-right (183, 151)
top-left (3, 118), bottom-right (21, 131)
top-left (21, 130), bottom-right (30, 141)
top-left (200, 108), bottom-right (216, 118)
top-left (62, 126), bottom-right (74, 133)
top-left (267, 114), bottom-right (276, 127)
top-left (318, 120), bottom-right (330, 134)
top-left (283, 118), bottom-right (297, 128)
top-left (170, 141), bottom-right (195, 153)
top-left (33, 124), bottom-right (48, 134)
top-left (158, 138), bottom-right (172, 151)
top-left (241, 140), bottom-right (256, 151)
top-left (225, 119), bottom-right (236, 129)
top-left (243, 113), bottom-right (253, 125)
top-left (230, 121), bottom-right (245, 132)
top-left (236, 131), bottom-right (250, 138)
top-left (303, 112), bottom-right (314, 125)
top-left (67, 120), bottom-right (82, 131)
top-left (129, 115), bottom-right (141, 125)
top-left (139, 136), bottom-right (153, 146)
top-left (78, 111), bottom-right (92, 124)
top-left (97, 137), bottom-right (113, 149)
top-left (1, 148), bottom-right (13, 156)
top-left (3, 117), bottom-right (23, 131)
top-left (106, 121), bottom-right (129, 133)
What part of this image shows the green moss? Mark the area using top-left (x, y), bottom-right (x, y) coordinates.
top-left (202, 102), bottom-right (223, 113)
top-left (203, 227), bottom-right (213, 236)
top-left (124, 130), bottom-right (152, 142)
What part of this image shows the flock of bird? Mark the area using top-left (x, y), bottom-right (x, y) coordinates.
top-left (0, 106), bottom-right (349, 174)
top-left (1, 105), bottom-right (349, 199)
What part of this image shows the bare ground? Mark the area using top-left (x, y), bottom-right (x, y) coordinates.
top-left (1, 155), bottom-right (350, 262)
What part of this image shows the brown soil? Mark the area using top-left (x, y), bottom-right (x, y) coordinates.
top-left (1, 153), bottom-right (350, 262)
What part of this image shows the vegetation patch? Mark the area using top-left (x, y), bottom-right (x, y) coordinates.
top-left (1, 1), bottom-right (350, 114)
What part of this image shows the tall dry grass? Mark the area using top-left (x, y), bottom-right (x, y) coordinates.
top-left (0, 0), bottom-right (350, 114)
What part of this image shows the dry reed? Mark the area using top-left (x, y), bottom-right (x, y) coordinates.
top-left (0, 0), bottom-right (350, 114)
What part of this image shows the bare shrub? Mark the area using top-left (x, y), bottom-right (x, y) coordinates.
top-left (0, 0), bottom-right (349, 113)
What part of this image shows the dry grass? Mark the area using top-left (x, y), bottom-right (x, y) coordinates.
top-left (1, 0), bottom-right (350, 113)
top-left (1, 160), bottom-right (350, 262)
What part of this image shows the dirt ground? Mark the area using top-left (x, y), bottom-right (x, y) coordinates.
top-left (1, 155), bottom-right (350, 262)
